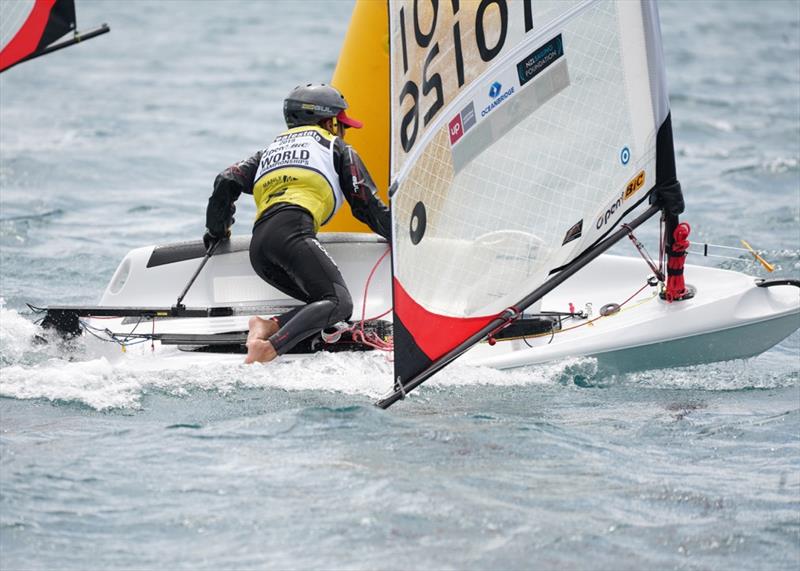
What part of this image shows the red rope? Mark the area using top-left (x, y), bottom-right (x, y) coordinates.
top-left (665, 222), bottom-right (691, 302)
top-left (347, 246), bottom-right (393, 352)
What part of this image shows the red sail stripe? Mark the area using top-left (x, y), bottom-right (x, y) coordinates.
top-left (0, 0), bottom-right (58, 72)
top-left (393, 278), bottom-right (495, 361)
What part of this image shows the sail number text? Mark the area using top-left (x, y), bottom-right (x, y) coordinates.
top-left (398, 0), bottom-right (534, 153)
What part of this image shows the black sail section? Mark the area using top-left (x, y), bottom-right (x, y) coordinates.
top-left (392, 315), bottom-right (433, 392)
top-left (36, 0), bottom-right (77, 51)
top-left (656, 113), bottom-right (678, 185)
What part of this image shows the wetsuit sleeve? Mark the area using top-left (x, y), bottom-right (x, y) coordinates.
top-left (334, 138), bottom-right (391, 241)
top-left (205, 152), bottom-right (262, 236)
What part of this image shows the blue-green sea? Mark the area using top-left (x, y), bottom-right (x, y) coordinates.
top-left (1, 1), bottom-right (799, 570)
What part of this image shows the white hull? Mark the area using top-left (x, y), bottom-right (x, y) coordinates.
top-left (90, 234), bottom-right (799, 372)
top-left (463, 255), bottom-right (799, 372)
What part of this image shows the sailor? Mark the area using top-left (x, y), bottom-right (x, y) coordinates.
top-left (203, 83), bottom-right (391, 363)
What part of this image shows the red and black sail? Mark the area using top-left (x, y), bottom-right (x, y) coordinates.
top-left (0, 0), bottom-right (108, 73)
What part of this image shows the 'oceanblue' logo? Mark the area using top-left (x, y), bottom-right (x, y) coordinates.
top-left (489, 82), bottom-right (502, 98)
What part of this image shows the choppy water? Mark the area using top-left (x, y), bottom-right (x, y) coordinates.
top-left (1, 1), bottom-right (799, 570)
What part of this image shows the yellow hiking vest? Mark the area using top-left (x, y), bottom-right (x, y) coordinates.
top-left (252, 126), bottom-right (344, 231)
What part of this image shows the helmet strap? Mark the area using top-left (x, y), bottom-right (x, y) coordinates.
top-left (322, 117), bottom-right (342, 137)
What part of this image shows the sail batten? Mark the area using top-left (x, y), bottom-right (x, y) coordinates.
top-left (386, 0), bottom-right (677, 400)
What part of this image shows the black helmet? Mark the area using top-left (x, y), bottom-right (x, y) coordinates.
top-left (283, 83), bottom-right (363, 129)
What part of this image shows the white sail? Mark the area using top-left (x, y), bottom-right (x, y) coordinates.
top-left (388, 0), bottom-right (676, 389)
top-left (1, 1), bottom-right (37, 55)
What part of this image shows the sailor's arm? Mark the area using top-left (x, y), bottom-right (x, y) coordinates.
top-left (204, 152), bottom-right (262, 245)
top-left (335, 139), bottom-right (391, 241)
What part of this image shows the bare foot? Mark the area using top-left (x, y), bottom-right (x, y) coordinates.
top-left (244, 339), bottom-right (278, 364)
top-left (247, 316), bottom-right (279, 345)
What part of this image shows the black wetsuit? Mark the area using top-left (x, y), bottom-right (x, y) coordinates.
top-left (205, 136), bottom-right (390, 355)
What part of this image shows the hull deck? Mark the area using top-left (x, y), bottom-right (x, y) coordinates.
top-left (76, 234), bottom-right (799, 373)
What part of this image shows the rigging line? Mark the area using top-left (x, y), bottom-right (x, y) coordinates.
top-left (619, 281), bottom-right (653, 308)
top-left (497, 282), bottom-right (656, 343)
top-left (359, 246), bottom-right (392, 324)
top-left (699, 243), bottom-right (766, 252)
top-left (518, 313), bottom-right (569, 348)
top-left (686, 252), bottom-right (758, 262)
top-left (81, 314), bottom-right (147, 347)
top-left (623, 223), bottom-right (663, 280)
top-left (352, 328), bottom-right (393, 352)
top-left (352, 246), bottom-right (393, 352)
top-left (547, 322), bottom-right (556, 345)
top-left (544, 282), bottom-right (653, 335)
top-left (80, 321), bottom-right (150, 347)
top-left (118, 315), bottom-right (144, 344)
top-left (81, 324), bottom-right (124, 345)
top-left (521, 318), bottom-right (559, 348)
top-left (80, 320), bottom-right (128, 345)
top-left (80, 321), bottom-right (125, 347)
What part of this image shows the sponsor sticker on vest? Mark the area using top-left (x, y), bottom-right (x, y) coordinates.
top-left (260, 148), bottom-right (311, 169)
